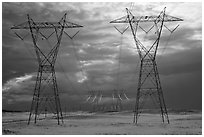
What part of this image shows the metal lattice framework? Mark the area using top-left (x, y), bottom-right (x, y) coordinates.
top-left (110, 7), bottom-right (183, 124)
top-left (11, 13), bottom-right (83, 125)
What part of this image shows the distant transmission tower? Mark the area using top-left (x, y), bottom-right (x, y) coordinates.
top-left (110, 7), bottom-right (183, 124)
top-left (11, 13), bottom-right (83, 125)
top-left (85, 90), bottom-right (102, 112)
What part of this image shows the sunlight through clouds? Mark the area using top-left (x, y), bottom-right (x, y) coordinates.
top-left (75, 71), bottom-right (88, 83)
top-left (3, 74), bottom-right (33, 92)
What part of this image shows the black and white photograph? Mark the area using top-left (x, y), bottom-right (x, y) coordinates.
top-left (2, 1), bottom-right (202, 135)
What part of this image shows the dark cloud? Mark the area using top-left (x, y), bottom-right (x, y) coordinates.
top-left (157, 43), bottom-right (202, 74)
top-left (2, 46), bottom-right (37, 84)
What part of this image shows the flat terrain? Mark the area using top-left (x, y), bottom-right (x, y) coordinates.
top-left (2, 111), bottom-right (202, 135)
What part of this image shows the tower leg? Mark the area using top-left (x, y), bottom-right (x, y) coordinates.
top-left (133, 92), bottom-right (140, 124)
top-left (133, 62), bottom-right (143, 124)
top-left (52, 71), bottom-right (60, 125)
top-left (134, 59), bottom-right (169, 124)
top-left (28, 66), bottom-right (64, 125)
top-left (154, 63), bottom-right (169, 123)
top-left (28, 68), bottom-right (43, 124)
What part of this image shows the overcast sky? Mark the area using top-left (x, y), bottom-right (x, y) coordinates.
top-left (2, 2), bottom-right (202, 111)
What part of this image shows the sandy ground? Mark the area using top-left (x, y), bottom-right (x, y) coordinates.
top-left (2, 111), bottom-right (202, 135)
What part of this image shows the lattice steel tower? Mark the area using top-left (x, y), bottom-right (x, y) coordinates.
top-left (11, 13), bottom-right (83, 125)
top-left (110, 7), bottom-right (183, 124)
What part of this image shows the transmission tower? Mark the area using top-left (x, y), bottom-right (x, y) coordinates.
top-left (11, 13), bottom-right (83, 125)
top-left (85, 90), bottom-right (102, 112)
top-left (111, 90), bottom-right (121, 111)
top-left (111, 90), bottom-right (129, 111)
top-left (110, 7), bottom-right (183, 124)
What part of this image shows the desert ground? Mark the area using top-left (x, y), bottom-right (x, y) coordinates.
top-left (2, 111), bottom-right (202, 135)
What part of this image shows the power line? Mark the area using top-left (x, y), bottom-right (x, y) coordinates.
top-left (56, 57), bottom-right (83, 99)
top-left (116, 33), bottom-right (123, 90)
top-left (70, 38), bottom-right (91, 92)
top-left (12, 30), bottom-right (36, 60)
top-left (38, 30), bottom-right (82, 99)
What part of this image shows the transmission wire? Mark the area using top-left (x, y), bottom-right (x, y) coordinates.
top-left (129, 2), bottom-right (135, 12)
top-left (158, 32), bottom-right (173, 60)
top-left (116, 33), bottom-right (123, 90)
top-left (12, 30), bottom-right (36, 61)
top-left (70, 38), bottom-right (91, 92)
top-left (40, 30), bottom-right (82, 99)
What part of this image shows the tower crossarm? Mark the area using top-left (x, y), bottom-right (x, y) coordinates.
top-left (110, 14), bottom-right (183, 23)
top-left (110, 10), bottom-right (183, 24)
top-left (11, 20), bottom-right (83, 30)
